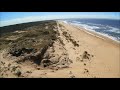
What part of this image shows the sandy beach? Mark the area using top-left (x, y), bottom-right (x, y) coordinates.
top-left (0, 20), bottom-right (120, 78)
top-left (56, 21), bottom-right (120, 78)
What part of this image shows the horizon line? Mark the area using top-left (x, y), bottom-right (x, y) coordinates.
top-left (0, 17), bottom-right (119, 27)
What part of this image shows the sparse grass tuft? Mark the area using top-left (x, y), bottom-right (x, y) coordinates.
top-left (58, 38), bottom-right (65, 46)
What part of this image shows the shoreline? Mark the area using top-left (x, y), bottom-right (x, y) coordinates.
top-left (58, 21), bottom-right (120, 77)
top-left (60, 20), bottom-right (120, 47)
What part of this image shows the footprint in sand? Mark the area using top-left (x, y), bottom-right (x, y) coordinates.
top-left (69, 71), bottom-right (75, 78)
top-left (84, 63), bottom-right (86, 66)
top-left (76, 57), bottom-right (80, 62)
top-left (73, 48), bottom-right (76, 50)
top-left (83, 68), bottom-right (89, 74)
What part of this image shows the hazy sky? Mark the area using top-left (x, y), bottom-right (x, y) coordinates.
top-left (0, 12), bottom-right (120, 27)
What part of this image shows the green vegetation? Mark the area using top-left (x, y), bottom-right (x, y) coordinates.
top-left (0, 20), bottom-right (58, 51)
top-left (0, 20), bottom-right (56, 34)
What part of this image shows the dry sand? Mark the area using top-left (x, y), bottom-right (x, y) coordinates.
top-left (56, 21), bottom-right (120, 78)
top-left (0, 21), bottom-right (120, 78)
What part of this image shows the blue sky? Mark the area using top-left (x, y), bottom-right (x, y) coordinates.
top-left (0, 12), bottom-right (120, 27)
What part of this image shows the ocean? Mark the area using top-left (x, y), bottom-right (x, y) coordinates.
top-left (62, 19), bottom-right (120, 42)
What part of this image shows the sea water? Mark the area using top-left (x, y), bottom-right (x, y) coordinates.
top-left (63, 19), bottom-right (120, 42)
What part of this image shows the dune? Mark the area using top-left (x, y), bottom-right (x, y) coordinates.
top-left (0, 20), bottom-right (119, 78)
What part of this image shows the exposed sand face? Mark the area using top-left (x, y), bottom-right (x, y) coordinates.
top-left (0, 21), bottom-right (120, 78)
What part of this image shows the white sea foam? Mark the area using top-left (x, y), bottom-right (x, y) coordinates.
top-left (62, 20), bottom-right (120, 43)
top-left (71, 21), bottom-right (120, 34)
top-left (106, 26), bottom-right (120, 34)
